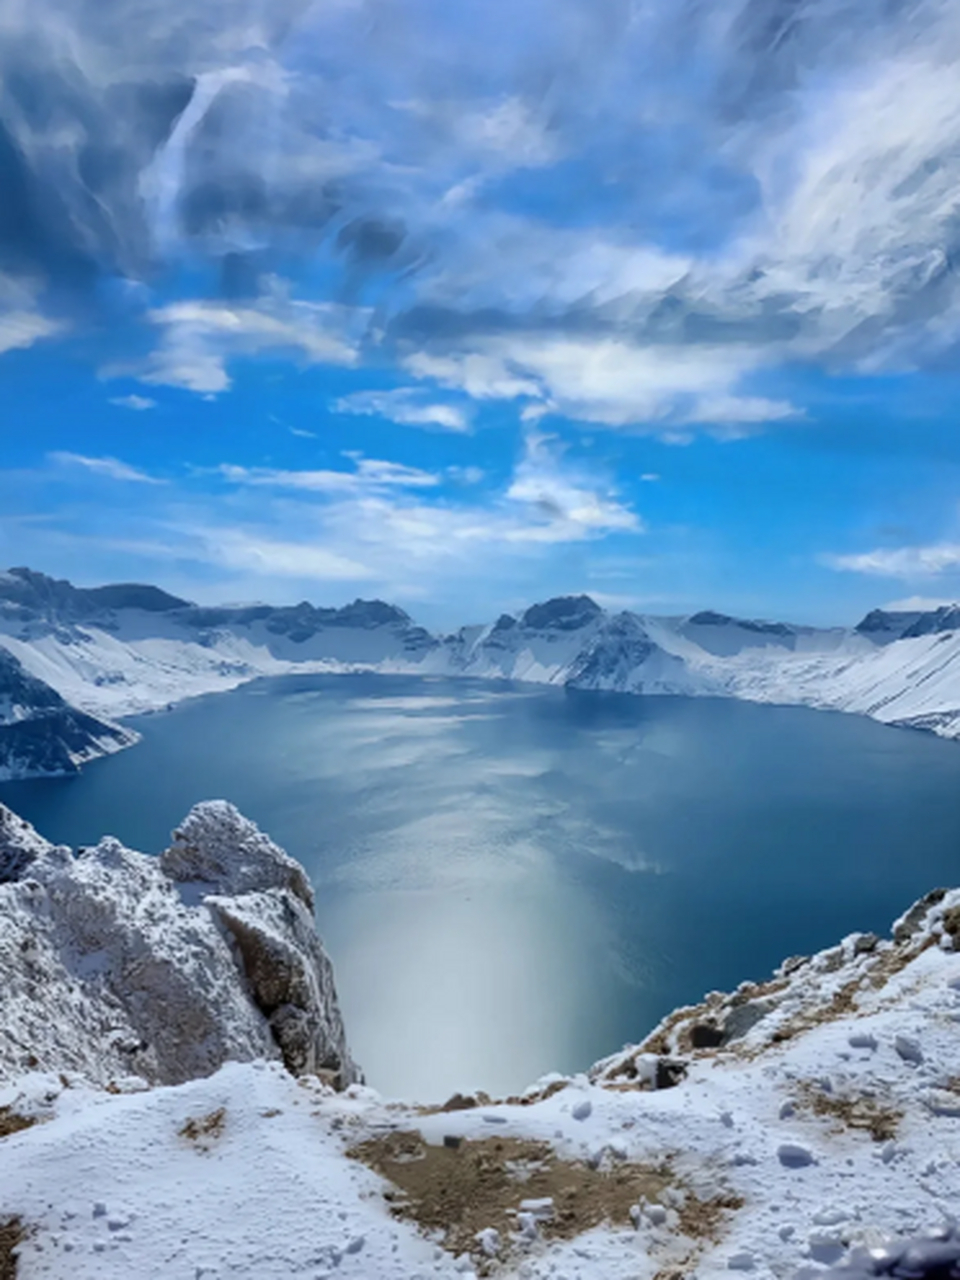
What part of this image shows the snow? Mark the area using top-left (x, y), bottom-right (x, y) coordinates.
top-left (2, 802), bottom-right (960, 1279)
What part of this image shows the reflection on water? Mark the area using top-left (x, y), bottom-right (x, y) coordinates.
top-left (4, 675), bottom-right (960, 1100)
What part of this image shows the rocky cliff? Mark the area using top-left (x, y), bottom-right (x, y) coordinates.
top-left (0, 800), bottom-right (357, 1089)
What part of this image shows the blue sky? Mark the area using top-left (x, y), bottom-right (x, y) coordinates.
top-left (3, 0), bottom-right (960, 628)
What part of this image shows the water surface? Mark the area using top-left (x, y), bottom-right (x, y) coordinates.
top-left (4, 675), bottom-right (960, 1099)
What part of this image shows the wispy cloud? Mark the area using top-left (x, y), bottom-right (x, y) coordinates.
top-left (333, 388), bottom-right (471, 433)
top-left (109, 394), bottom-right (157, 411)
top-left (218, 457), bottom-right (441, 494)
top-left (48, 452), bottom-right (163, 484)
top-left (103, 296), bottom-right (362, 394)
top-left (825, 543), bottom-right (960, 577)
top-left (0, 311), bottom-right (62, 355)
top-left (403, 337), bottom-right (798, 431)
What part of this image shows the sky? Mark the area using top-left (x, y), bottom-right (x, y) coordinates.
top-left (2, 0), bottom-right (960, 628)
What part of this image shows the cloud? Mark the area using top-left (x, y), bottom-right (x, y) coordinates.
top-left (0, 311), bottom-right (62, 355)
top-left (883, 595), bottom-right (960, 611)
top-left (194, 434), bottom-right (641, 592)
top-left (406, 335), bottom-right (797, 430)
top-left (104, 295), bottom-right (362, 394)
top-left (333, 388), bottom-right (471, 433)
top-left (503, 432), bottom-right (640, 541)
top-left (109, 394), bottom-right (157, 411)
top-left (825, 543), bottom-right (960, 577)
top-left (218, 457), bottom-right (440, 493)
top-left (48, 452), bottom-right (162, 484)
top-left (6, 0), bottom-right (960, 427)
top-left (198, 529), bottom-right (375, 582)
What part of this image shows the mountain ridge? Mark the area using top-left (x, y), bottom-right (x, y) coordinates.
top-left (3, 567), bottom-right (960, 778)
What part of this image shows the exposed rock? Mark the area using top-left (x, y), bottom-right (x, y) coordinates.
top-left (893, 889), bottom-right (947, 942)
top-left (690, 1022), bottom-right (725, 1049)
top-left (777, 1142), bottom-right (816, 1168)
top-left (161, 800), bottom-right (314, 910)
top-left (206, 888), bottom-right (355, 1082)
top-left (520, 596), bottom-right (603, 632)
top-left (722, 1000), bottom-right (774, 1044)
top-left (0, 804), bottom-right (50, 883)
top-left (0, 801), bottom-right (357, 1089)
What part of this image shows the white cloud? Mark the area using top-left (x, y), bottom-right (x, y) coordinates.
top-left (48, 452), bottom-right (162, 484)
top-left (197, 434), bottom-right (642, 595)
top-left (404, 352), bottom-right (541, 401)
top-left (0, 311), bottom-right (62, 355)
top-left (333, 388), bottom-right (471, 433)
top-left (825, 543), bottom-right (960, 577)
top-left (105, 295), bottom-right (363, 395)
top-left (109, 394), bottom-right (157, 411)
top-left (503, 432), bottom-right (640, 542)
top-left (883, 595), bottom-right (960, 611)
top-left (406, 335), bottom-right (797, 431)
top-left (199, 529), bottom-right (375, 582)
top-left (218, 457), bottom-right (440, 493)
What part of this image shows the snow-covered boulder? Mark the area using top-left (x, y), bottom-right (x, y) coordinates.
top-left (0, 801), bottom-right (358, 1089)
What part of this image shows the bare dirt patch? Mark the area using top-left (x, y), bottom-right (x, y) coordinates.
top-left (799, 1084), bottom-right (900, 1143)
top-left (348, 1130), bottom-right (741, 1269)
top-left (0, 1218), bottom-right (24, 1280)
top-left (179, 1107), bottom-right (226, 1148)
top-left (0, 1110), bottom-right (36, 1140)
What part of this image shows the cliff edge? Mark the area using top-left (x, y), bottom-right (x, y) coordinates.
top-left (0, 800), bottom-right (358, 1089)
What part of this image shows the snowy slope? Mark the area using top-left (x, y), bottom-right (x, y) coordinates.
top-left (1, 801), bottom-right (959, 1280)
top-left (0, 647), bottom-right (136, 780)
top-left (432, 595), bottom-right (703, 694)
top-left (0, 567), bottom-right (437, 720)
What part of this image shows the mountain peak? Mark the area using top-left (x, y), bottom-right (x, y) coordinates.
top-left (520, 595), bottom-right (603, 631)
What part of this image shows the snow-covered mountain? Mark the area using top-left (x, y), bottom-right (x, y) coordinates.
top-left (3, 566), bottom-right (960, 780)
top-left (2, 797), bottom-right (960, 1279)
top-left (0, 645), bottom-right (136, 780)
top-left (0, 566), bottom-right (437, 725)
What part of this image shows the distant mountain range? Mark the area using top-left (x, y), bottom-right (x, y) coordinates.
top-left (2, 565), bottom-right (959, 778)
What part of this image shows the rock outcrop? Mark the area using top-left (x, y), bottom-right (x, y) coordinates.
top-left (0, 800), bottom-right (358, 1088)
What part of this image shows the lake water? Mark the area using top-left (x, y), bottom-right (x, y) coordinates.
top-left (3, 674), bottom-right (960, 1101)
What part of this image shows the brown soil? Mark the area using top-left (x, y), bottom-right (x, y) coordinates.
top-left (0, 1110), bottom-right (35, 1140)
top-left (0, 1218), bottom-right (24, 1280)
top-left (799, 1084), bottom-right (901, 1143)
top-left (348, 1130), bottom-right (741, 1270)
top-left (179, 1107), bottom-right (226, 1147)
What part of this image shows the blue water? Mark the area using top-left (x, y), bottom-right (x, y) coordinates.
top-left (3, 674), bottom-right (960, 1099)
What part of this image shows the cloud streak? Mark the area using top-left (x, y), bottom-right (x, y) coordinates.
top-left (48, 452), bottom-right (164, 484)
top-left (826, 543), bottom-right (960, 578)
